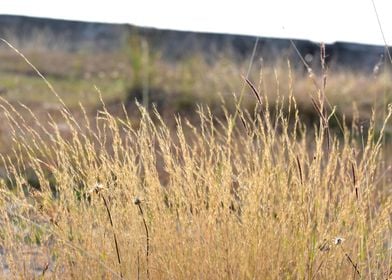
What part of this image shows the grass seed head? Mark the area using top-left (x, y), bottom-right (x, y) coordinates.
top-left (334, 237), bottom-right (345, 245)
top-left (133, 197), bottom-right (141, 205)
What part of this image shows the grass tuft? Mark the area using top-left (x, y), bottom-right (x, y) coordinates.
top-left (0, 39), bottom-right (391, 279)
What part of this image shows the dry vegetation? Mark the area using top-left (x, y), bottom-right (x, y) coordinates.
top-left (0, 39), bottom-right (392, 279)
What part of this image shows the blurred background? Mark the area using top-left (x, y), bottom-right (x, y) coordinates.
top-left (0, 0), bottom-right (391, 127)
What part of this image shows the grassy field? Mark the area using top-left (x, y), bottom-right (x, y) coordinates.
top-left (0, 40), bottom-right (392, 279)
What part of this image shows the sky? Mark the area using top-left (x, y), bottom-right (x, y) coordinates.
top-left (1, 0), bottom-right (392, 46)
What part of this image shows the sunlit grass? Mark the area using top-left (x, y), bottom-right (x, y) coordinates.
top-left (0, 40), bottom-right (391, 279)
top-left (0, 79), bottom-right (391, 278)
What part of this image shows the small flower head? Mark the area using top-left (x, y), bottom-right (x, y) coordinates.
top-left (133, 197), bottom-right (141, 205)
top-left (334, 237), bottom-right (345, 245)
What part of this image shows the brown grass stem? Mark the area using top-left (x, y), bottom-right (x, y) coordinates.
top-left (134, 198), bottom-right (150, 279)
top-left (344, 252), bottom-right (361, 278)
top-left (100, 192), bottom-right (123, 279)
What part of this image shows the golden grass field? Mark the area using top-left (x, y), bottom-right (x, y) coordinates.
top-left (0, 39), bottom-right (392, 279)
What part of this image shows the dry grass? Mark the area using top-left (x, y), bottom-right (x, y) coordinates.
top-left (0, 79), bottom-right (391, 279)
top-left (0, 41), bottom-right (392, 279)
